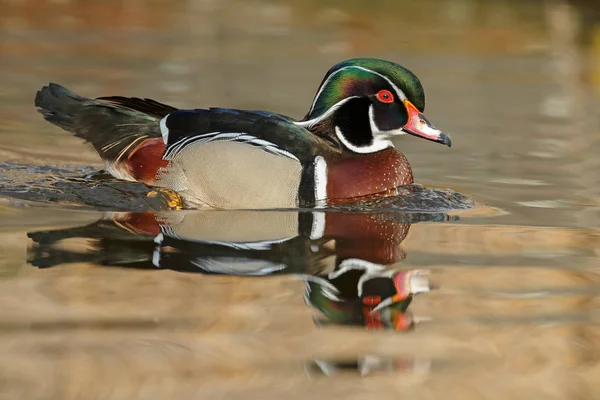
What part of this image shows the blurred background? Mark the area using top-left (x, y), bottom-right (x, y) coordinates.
top-left (1, 0), bottom-right (600, 399)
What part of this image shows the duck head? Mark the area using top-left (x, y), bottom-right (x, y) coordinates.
top-left (298, 58), bottom-right (451, 153)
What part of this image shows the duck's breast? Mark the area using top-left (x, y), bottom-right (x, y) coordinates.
top-left (326, 148), bottom-right (413, 202)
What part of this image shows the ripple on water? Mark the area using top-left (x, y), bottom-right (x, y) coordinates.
top-left (0, 162), bottom-right (476, 213)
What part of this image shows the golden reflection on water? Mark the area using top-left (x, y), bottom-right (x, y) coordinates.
top-left (2, 206), bottom-right (599, 399)
top-left (1, 0), bottom-right (600, 399)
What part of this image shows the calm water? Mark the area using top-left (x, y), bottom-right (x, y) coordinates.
top-left (1, 0), bottom-right (600, 398)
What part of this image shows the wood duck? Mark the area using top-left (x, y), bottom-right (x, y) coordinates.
top-left (35, 58), bottom-right (451, 209)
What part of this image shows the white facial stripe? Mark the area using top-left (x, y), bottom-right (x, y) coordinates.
top-left (334, 126), bottom-right (393, 154)
top-left (294, 96), bottom-right (358, 129)
top-left (159, 115), bottom-right (169, 144)
top-left (308, 66), bottom-right (408, 115)
top-left (313, 155), bottom-right (328, 207)
top-left (351, 66), bottom-right (408, 102)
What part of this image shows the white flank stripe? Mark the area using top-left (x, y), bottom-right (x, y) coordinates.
top-left (248, 138), bottom-right (276, 147)
top-left (159, 115), bottom-right (169, 144)
top-left (314, 156), bottom-right (327, 207)
top-left (166, 237), bottom-right (293, 250)
top-left (205, 238), bottom-right (293, 251)
top-left (190, 258), bottom-right (287, 276)
top-left (164, 132), bottom-right (299, 162)
top-left (164, 132), bottom-right (226, 159)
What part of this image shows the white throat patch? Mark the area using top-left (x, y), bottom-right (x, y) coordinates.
top-left (334, 126), bottom-right (393, 154)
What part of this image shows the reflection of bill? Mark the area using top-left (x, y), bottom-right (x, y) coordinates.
top-left (307, 265), bottom-right (431, 331)
top-left (304, 265), bottom-right (432, 379)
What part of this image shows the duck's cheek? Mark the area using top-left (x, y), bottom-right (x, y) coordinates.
top-left (369, 105), bottom-right (407, 133)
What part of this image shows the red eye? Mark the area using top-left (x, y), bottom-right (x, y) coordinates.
top-left (376, 90), bottom-right (394, 103)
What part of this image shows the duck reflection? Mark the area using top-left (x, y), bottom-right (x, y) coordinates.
top-left (28, 210), bottom-right (445, 334)
top-left (305, 355), bottom-right (432, 378)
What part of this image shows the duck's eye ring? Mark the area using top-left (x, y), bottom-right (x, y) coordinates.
top-left (376, 90), bottom-right (394, 104)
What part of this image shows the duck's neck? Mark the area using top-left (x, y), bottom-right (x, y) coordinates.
top-left (302, 97), bottom-right (372, 146)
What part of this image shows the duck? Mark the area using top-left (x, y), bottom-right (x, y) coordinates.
top-left (34, 58), bottom-right (451, 209)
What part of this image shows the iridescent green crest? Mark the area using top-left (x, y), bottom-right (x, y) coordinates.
top-left (306, 58), bottom-right (425, 120)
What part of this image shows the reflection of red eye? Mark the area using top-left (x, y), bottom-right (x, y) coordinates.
top-left (377, 90), bottom-right (394, 103)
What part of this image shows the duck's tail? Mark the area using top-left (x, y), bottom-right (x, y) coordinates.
top-left (34, 83), bottom-right (87, 132)
top-left (34, 83), bottom-right (177, 164)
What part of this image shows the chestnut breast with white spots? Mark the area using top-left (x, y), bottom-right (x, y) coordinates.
top-left (326, 148), bottom-right (413, 202)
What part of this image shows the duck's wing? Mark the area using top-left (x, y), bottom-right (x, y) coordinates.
top-left (161, 108), bottom-right (323, 163)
